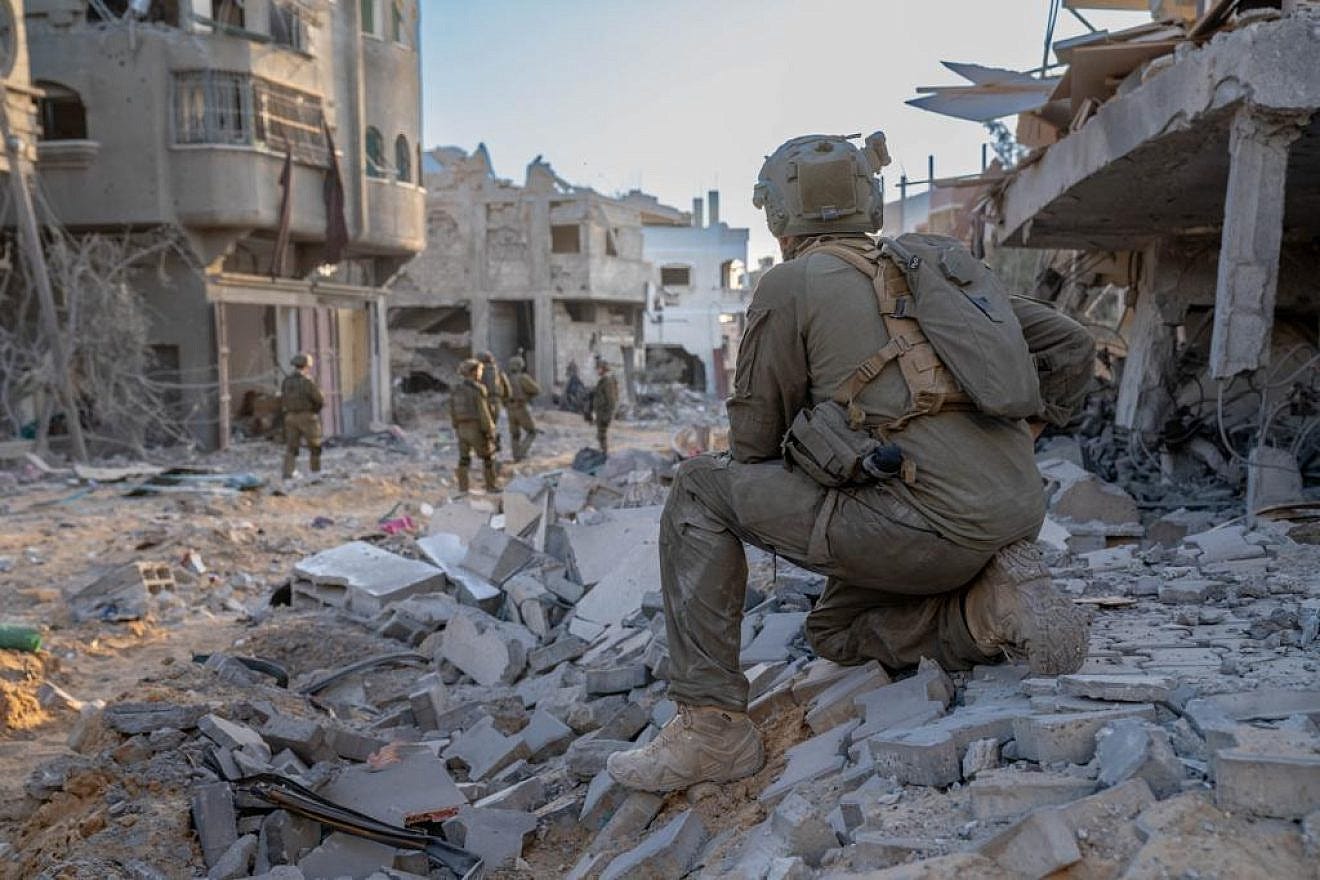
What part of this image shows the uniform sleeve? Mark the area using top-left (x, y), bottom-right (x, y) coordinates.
top-left (499, 373), bottom-right (512, 400)
top-left (1011, 296), bottom-right (1096, 427)
top-left (726, 265), bottom-right (808, 463)
top-left (308, 379), bottom-right (325, 409)
top-left (524, 375), bottom-right (541, 397)
top-left (477, 390), bottom-right (496, 436)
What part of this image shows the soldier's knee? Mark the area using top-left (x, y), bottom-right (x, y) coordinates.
top-left (804, 612), bottom-right (860, 665)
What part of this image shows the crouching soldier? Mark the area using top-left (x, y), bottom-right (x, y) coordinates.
top-left (505, 355), bottom-right (542, 461)
top-left (449, 359), bottom-right (501, 493)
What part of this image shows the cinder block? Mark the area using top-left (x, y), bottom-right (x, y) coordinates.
top-left (259, 715), bottom-right (334, 764)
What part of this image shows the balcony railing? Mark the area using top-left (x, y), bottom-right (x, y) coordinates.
top-left (172, 71), bottom-right (329, 167)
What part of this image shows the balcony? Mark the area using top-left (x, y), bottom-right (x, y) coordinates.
top-left (550, 253), bottom-right (650, 303)
top-left (171, 145), bottom-right (327, 234)
top-left (360, 177), bottom-right (425, 255)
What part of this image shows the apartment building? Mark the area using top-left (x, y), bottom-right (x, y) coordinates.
top-left (29, 0), bottom-right (424, 447)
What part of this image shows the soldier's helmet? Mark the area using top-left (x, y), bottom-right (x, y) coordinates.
top-left (479, 351), bottom-right (496, 364)
top-left (508, 355), bottom-right (526, 371)
top-left (752, 132), bottom-right (891, 238)
top-left (291, 353), bottom-right (313, 369)
top-left (459, 358), bottom-right (481, 377)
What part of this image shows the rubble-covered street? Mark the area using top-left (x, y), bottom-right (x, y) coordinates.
top-left (1, 398), bottom-right (1318, 880)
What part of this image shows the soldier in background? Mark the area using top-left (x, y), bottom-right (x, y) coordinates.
top-left (590, 359), bottom-right (619, 455)
top-left (478, 351), bottom-right (511, 448)
top-left (449, 359), bottom-right (500, 493)
top-left (505, 355), bottom-right (542, 461)
top-left (281, 353), bottom-right (324, 480)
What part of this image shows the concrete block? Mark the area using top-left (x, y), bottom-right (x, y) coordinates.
top-left (460, 525), bottom-right (536, 585)
top-left (426, 502), bottom-right (492, 543)
top-left (765, 857), bottom-right (812, 880)
top-left (1041, 459), bottom-right (1139, 527)
top-left (191, 782), bottom-right (237, 869)
top-left (1095, 719), bottom-right (1184, 797)
top-left (1054, 777), bottom-right (1155, 833)
top-left (868, 701), bottom-right (1031, 786)
top-left (292, 541), bottom-right (446, 617)
top-left (969, 769), bottom-right (1097, 820)
top-left (207, 833), bottom-right (257, 880)
top-left (760, 720), bottom-right (857, 803)
top-left (805, 661), bottom-right (891, 734)
top-left (771, 792), bottom-right (837, 865)
top-left (1214, 748), bottom-right (1320, 819)
top-left (848, 833), bottom-right (934, 871)
top-left (515, 665), bottom-right (576, 709)
top-left (742, 612), bottom-right (809, 666)
top-left (528, 635), bottom-right (590, 673)
top-left (745, 661), bottom-right (790, 701)
top-left (198, 714), bottom-right (267, 754)
top-left (601, 809), bottom-right (708, 880)
top-left (596, 702), bottom-right (651, 742)
top-left (1185, 524), bottom-right (1267, 563)
top-left (298, 832), bottom-right (397, 880)
top-left (259, 715), bottom-right (334, 764)
top-left (589, 791), bottom-right (665, 855)
top-left (255, 810), bottom-right (318, 871)
top-left (1012, 705), bottom-right (1156, 765)
top-left (749, 679), bottom-right (798, 725)
top-left (792, 659), bottom-right (860, 703)
top-left (962, 738), bottom-right (1000, 780)
top-left (440, 608), bottom-right (536, 687)
top-left (573, 540), bottom-right (662, 629)
top-left (442, 806), bottom-right (538, 870)
top-left (976, 808), bottom-right (1082, 879)
top-left (849, 853), bottom-right (1015, 879)
top-left (1058, 674), bottom-right (1175, 704)
top-left (519, 708), bottom-right (574, 761)
top-left (585, 664), bottom-right (649, 695)
top-left (107, 702), bottom-right (203, 734)
top-left (562, 506), bottom-right (663, 586)
top-left (319, 743), bottom-right (464, 826)
top-left (580, 769), bottom-right (632, 831)
top-left (566, 736), bottom-right (634, 781)
top-left (66, 561), bottom-right (167, 622)
top-left (1157, 578), bottom-right (1222, 605)
top-left (443, 715), bottom-right (531, 781)
top-left (567, 694), bottom-right (626, 733)
top-left (853, 659), bottom-right (954, 739)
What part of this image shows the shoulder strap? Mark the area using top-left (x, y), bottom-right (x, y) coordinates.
top-left (800, 240), bottom-right (970, 431)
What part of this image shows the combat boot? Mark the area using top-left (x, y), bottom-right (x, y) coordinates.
top-left (308, 446), bottom-right (322, 473)
top-left (455, 468), bottom-right (470, 494)
top-left (482, 460), bottom-right (501, 493)
top-left (963, 539), bottom-right (1090, 675)
top-left (606, 705), bottom-right (763, 793)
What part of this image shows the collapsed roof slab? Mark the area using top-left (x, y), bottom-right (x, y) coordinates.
top-left (996, 15), bottom-right (1320, 252)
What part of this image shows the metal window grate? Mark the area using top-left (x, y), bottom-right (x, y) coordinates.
top-left (173, 71), bottom-right (329, 167)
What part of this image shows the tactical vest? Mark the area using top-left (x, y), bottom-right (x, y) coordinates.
top-left (799, 234), bottom-right (1041, 431)
top-left (449, 381), bottom-right (486, 422)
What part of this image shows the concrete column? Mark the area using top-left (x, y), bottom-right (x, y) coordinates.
top-left (529, 196), bottom-right (555, 384)
top-left (469, 296), bottom-right (490, 360)
top-left (1209, 106), bottom-right (1309, 379)
top-left (370, 296), bottom-right (391, 425)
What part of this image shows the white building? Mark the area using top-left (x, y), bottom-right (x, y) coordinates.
top-left (630, 190), bottom-right (750, 397)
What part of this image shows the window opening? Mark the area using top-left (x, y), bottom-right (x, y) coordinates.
top-left (212, 0), bottom-right (244, 28)
top-left (550, 224), bottom-right (580, 254)
top-left (37, 82), bottom-right (88, 141)
top-left (365, 126), bottom-right (386, 178)
top-left (660, 266), bottom-right (691, 287)
top-left (269, 2), bottom-right (306, 51)
top-left (395, 134), bottom-right (411, 182)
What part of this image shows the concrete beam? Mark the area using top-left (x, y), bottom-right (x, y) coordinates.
top-left (1209, 106), bottom-right (1310, 379)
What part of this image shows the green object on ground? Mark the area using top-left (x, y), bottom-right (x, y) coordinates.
top-left (0, 624), bottom-right (42, 652)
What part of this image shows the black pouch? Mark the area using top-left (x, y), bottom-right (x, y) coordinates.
top-left (781, 400), bottom-right (881, 488)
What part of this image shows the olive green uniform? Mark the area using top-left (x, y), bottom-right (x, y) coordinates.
top-left (480, 363), bottom-right (511, 428)
top-left (592, 373), bottom-right (619, 454)
top-left (281, 372), bottom-right (324, 478)
top-left (662, 237), bottom-right (1095, 712)
top-left (449, 378), bottom-right (498, 492)
top-left (506, 371), bottom-right (542, 460)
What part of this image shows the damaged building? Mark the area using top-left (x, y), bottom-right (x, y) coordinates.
top-left (630, 189), bottom-right (750, 398)
top-left (28, 0), bottom-right (424, 447)
top-left (391, 147), bottom-right (736, 398)
top-left (918, 0), bottom-right (1320, 512)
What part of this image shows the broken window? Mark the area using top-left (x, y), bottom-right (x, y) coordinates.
top-left (253, 79), bottom-right (328, 165)
top-left (395, 134), bottom-right (411, 182)
top-left (365, 126), bottom-right (386, 178)
top-left (360, 0), bottom-right (377, 35)
top-left (660, 265), bottom-right (691, 287)
top-left (605, 228), bottom-right (619, 257)
top-left (86, 0), bottom-right (130, 19)
top-left (36, 82), bottom-right (88, 141)
top-left (550, 224), bottom-right (581, 254)
top-left (211, 0), bottom-right (244, 28)
top-left (173, 71), bottom-right (251, 145)
top-left (269, 2), bottom-right (307, 51)
top-left (87, 0), bottom-right (179, 23)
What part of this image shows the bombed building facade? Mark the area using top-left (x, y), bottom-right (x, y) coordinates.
top-left (27, 0), bottom-right (424, 448)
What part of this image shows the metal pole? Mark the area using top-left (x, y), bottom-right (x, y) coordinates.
top-left (1, 102), bottom-right (88, 461)
top-left (898, 175), bottom-right (907, 234)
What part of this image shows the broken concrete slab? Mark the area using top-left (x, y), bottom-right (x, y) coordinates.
top-left (561, 506), bottom-right (663, 586)
top-left (804, 661), bottom-right (891, 734)
top-left (199, 714), bottom-right (267, 754)
top-left (1096, 719), bottom-right (1185, 798)
top-left (207, 833), bottom-right (257, 880)
top-left (585, 664), bottom-right (649, 696)
top-left (743, 612), bottom-right (809, 667)
top-left (600, 808), bottom-right (708, 880)
top-left (589, 791), bottom-right (665, 855)
top-left (442, 806), bottom-right (538, 870)
top-left (1058, 674), bottom-right (1175, 704)
top-left (1158, 578), bottom-right (1223, 605)
top-left (191, 781), bottom-right (238, 869)
top-left (440, 608), bottom-right (537, 687)
top-left (566, 736), bottom-right (634, 781)
top-left (443, 716), bottom-right (531, 781)
top-left (760, 720), bottom-right (858, 803)
top-left (319, 743), bottom-right (464, 826)
top-left (106, 702), bottom-right (204, 735)
top-left (1012, 704), bottom-right (1157, 765)
top-left (298, 832), bottom-right (398, 880)
top-left (1040, 458), bottom-right (1140, 528)
top-left (1214, 746), bottom-right (1320, 819)
top-left (255, 810), bottom-right (319, 872)
top-left (580, 769), bottom-right (632, 831)
top-left (572, 540), bottom-right (661, 629)
top-left (969, 769), bottom-right (1097, 821)
top-left (460, 525), bottom-right (536, 586)
top-left (292, 541), bottom-right (446, 617)
top-left (426, 502), bottom-right (492, 544)
top-left (1185, 524), bottom-right (1267, 563)
top-left (771, 792), bottom-right (838, 865)
top-left (867, 701), bottom-right (1031, 787)
top-left (853, 659), bottom-right (954, 739)
top-left (66, 561), bottom-right (173, 623)
top-left (519, 708), bottom-right (575, 761)
top-left (976, 807), bottom-right (1082, 879)
top-left (528, 634), bottom-right (590, 674)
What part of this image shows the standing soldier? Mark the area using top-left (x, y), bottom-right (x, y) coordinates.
top-left (281, 353), bottom-right (324, 480)
top-left (505, 355), bottom-right (541, 461)
top-left (449, 359), bottom-right (500, 493)
top-left (591, 359), bottom-right (619, 455)
top-left (478, 351), bottom-right (510, 448)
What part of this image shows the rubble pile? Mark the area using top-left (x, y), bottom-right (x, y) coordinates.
top-left (6, 438), bottom-right (1320, 879)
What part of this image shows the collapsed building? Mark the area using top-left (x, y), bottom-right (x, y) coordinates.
top-left (630, 189), bottom-right (750, 398)
top-left (26, 0), bottom-right (424, 448)
top-left (390, 147), bottom-right (752, 399)
top-left (916, 0), bottom-right (1320, 512)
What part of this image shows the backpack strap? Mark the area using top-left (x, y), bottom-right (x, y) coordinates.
top-left (800, 240), bottom-right (970, 431)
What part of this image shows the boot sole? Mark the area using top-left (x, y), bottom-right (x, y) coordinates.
top-left (1018, 578), bottom-right (1091, 675)
top-left (606, 741), bottom-right (765, 794)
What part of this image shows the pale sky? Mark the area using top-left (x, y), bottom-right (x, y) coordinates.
top-left (421, 0), bottom-right (1145, 264)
